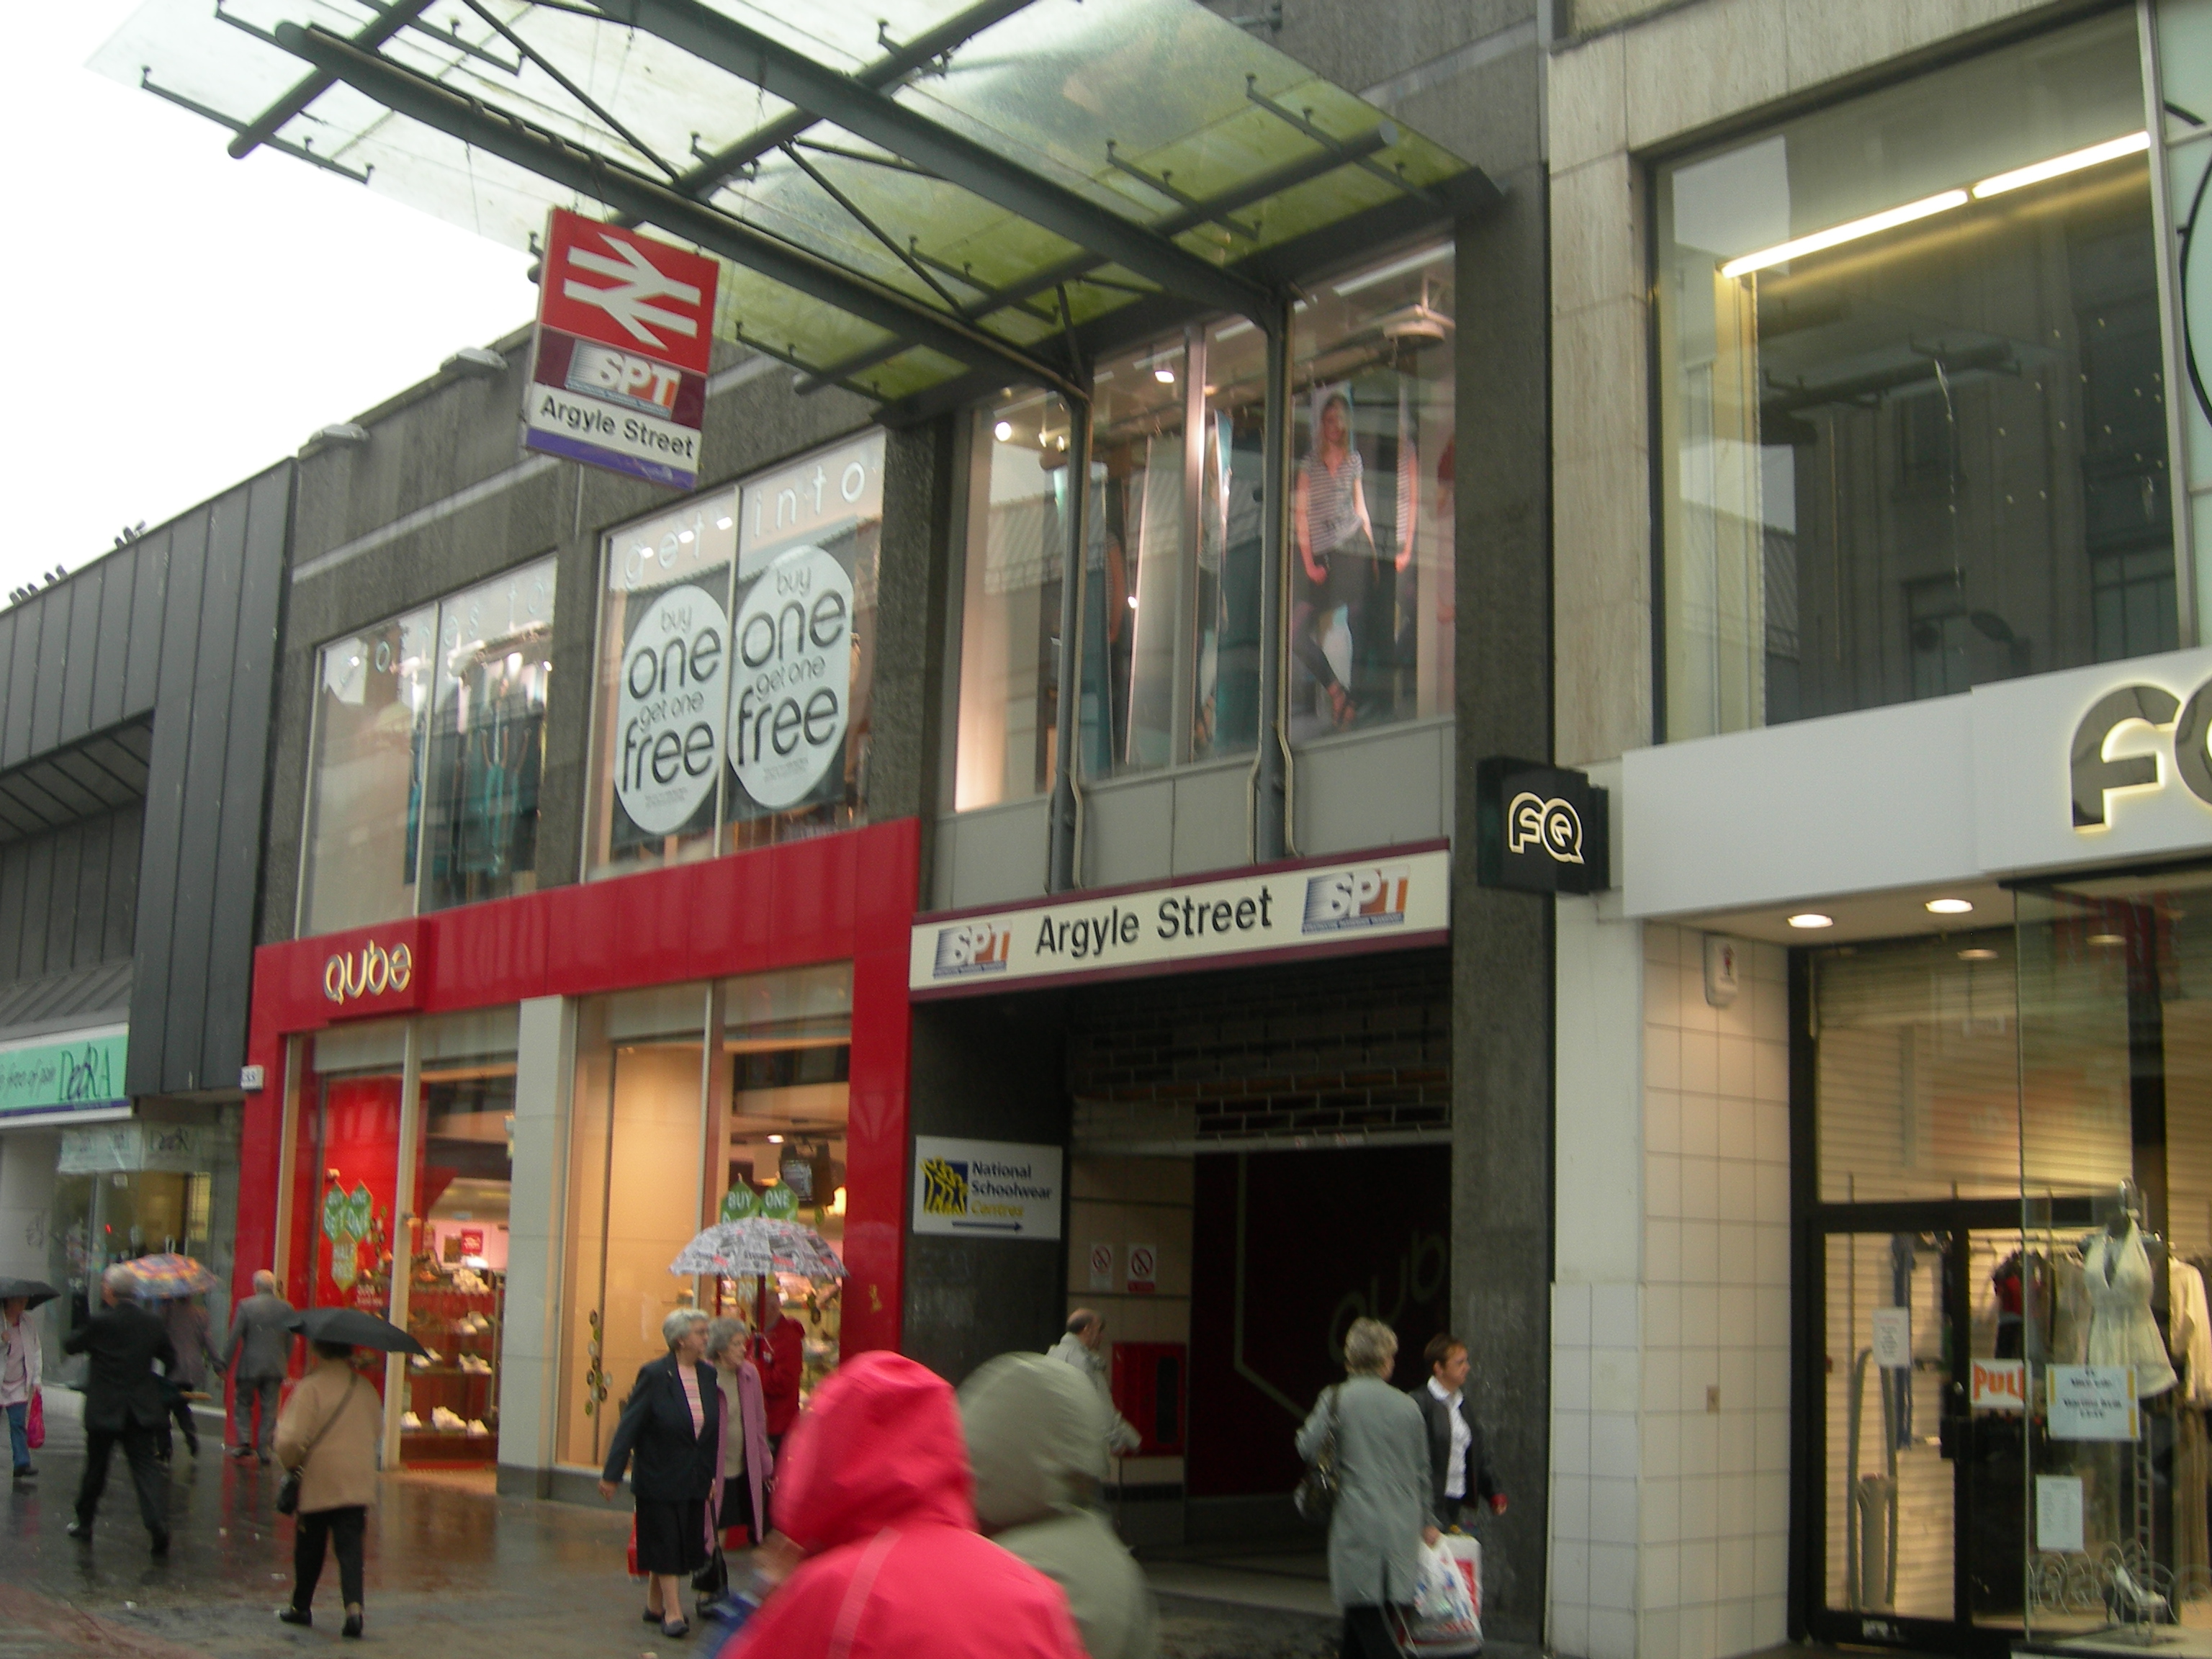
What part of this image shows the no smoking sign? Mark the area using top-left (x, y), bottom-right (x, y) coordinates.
top-left (1127, 1243), bottom-right (1157, 1295)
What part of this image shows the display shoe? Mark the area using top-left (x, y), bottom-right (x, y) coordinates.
top-left (400, 1411), bottom-right (423, 1430)
top-left (464, 1419), bottom-right (490, 1437)
top-left (278, 1607), bottom-right (312, 1627)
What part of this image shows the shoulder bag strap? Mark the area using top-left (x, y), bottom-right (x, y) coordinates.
top-left (297, 1374), bottom-right (363, 1470)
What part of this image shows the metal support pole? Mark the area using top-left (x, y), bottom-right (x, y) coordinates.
top-left (1251, 301), bottom-right (1292, 861)
top-left (1048, 397), bottom-right (1093, 891)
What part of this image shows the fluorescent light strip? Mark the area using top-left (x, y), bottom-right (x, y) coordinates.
top-left (1721, 191), bottom-right (1967, 279)
top-left (1972, 130), bottom-right (2149, 197)
top-left (1719, 130), bottom-right (2148, 280)
top-left (1331, 243), bottom-right (1451, 298)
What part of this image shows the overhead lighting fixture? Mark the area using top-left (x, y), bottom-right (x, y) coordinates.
top-left (1925, 898), bottom-right (1974, 915)
top-left (1722, 192), bottom-right (1969, 279)
top-left (716, 516), bottom-right (733, 530)
top-left (993, 420), bottom-right (1014, 441)
top-left (1787, 913), bottom-right (1833, 930)
top-left (1331, 243), bottom-right (1449, 298)
top-left (767, 1134), bottom-right (784, 1144)
top-left (1958, 948), bottom-right (2000, 961)
top-left (1153, 366), bottom-right (1177, 384)
top-left (1972, 131), bottom-right (2149, 198)
top-left (1127, 595), bottom-right (1138, 609)
top-left (2089, 932), bottom-right (2125, 946)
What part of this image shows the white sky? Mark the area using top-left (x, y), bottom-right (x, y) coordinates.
top-left (0, 3), bottom-right (531, 601)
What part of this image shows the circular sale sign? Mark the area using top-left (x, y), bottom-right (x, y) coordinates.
top-left (616, 583), bottom-right (728, 835)
top-left (729, 545), bottom-right (853, 811)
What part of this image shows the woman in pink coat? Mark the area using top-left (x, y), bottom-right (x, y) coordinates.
top-left (705, 1316), bottom-right (770, 1547)
top-left (727, 1351), bottom-right (1084, 1659)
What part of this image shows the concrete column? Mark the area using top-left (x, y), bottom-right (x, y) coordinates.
top-left (498, 995), bottom-right (577, 1491)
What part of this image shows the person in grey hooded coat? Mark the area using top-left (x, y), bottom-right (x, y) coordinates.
top-left (961, 1352), bottom-right (1159, 1659)
top-left (1295, 1317), bottom-right (1435, 1659)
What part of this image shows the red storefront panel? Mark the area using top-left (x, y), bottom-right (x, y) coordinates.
top-left (238, 817), bottom-right (918, 1358)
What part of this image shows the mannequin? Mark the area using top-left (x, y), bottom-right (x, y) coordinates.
top-left (2080, 1181), bottom-right (2178, 1399)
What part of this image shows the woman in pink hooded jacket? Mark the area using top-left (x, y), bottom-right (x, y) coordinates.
top-left (726, 1351), bottom-right (1084, 1659)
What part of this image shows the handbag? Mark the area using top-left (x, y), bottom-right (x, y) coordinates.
top-left (277, 1375), bottom-right (361, 1516)
top-left (1292, 1384), bottom-right (1341, 1525)
top-left (24, 1390), bottom-right (43, 1450)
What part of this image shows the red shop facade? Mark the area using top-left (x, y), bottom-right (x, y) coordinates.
top-left (232, 819), bottom-right (917, 1493)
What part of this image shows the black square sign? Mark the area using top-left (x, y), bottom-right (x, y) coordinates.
top-left (1475, 756), bottom-right (1611, 896)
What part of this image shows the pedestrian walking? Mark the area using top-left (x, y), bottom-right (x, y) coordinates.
top-left (1045, 1310), bottom-right (1141, 1455)
top-left (704, 1316), bottom-right (770, 1551)
top-left (63, 1263), bottom-right (176, 1555)
top-left (725, 1350), bottom-right (1085, 1659)
top-left (1295, 1317), bottom-right (1435, 1659)
top-left (3, 1295), bottom-right (42, 1483)
top-left (961, 1352), bottom-right (1160, 1659)
top-left (750, 1298), bottom-right (803, 1456)
top-left (224, 1269), bottom-right (294, 1463)
top-left (274, 1339), bottom-right (379, 1638)
top-left (1411, 1333), bottom-right (1506, 1531)
top-left (157, 1295), bottom-right (224, 1462)
top-left (598, 1307), bottom-right (722, 1640)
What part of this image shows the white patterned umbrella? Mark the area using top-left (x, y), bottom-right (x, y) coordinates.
top-left (669, 1218), bottom-right (845, 1281)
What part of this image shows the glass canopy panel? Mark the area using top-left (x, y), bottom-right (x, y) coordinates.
top-left (96, 0), bottom-right (1481, 406)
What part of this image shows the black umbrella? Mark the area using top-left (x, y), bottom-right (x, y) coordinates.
top-left (0, 1278), bottom-right (58, 1310)
top-left (287, 1306), bottom-right (428, 1357)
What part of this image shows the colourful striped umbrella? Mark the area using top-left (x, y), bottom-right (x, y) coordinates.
top-left (125, 1254), bottom-right (220, 1298)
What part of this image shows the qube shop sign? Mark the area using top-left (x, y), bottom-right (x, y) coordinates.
top-left (609, 432), bottom-right (881, 835)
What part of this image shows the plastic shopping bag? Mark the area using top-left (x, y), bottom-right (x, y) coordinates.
top-left (1395, 1537), bottom-right (1483, 1657)
top-left (1442, 1533), bottom-right (1482, 1624)
top-left (24, 1390), bottom-right (43, 1451)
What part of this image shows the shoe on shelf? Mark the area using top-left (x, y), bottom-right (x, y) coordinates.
top-left (278, 1607), bottom-right (312, 1627)
top-left (400, 1411), bottom-right (423, 1430)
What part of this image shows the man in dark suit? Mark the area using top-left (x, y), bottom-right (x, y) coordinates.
top-left (1410, 1333), bottom-right (1506, 1530)
top-left (63, 1263), bottom-right (176, 1553)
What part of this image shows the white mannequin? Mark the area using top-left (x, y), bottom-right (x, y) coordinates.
top-left (2081, 1182), bottom-right (2177, 1398)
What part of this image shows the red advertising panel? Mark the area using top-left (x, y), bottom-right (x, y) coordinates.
top-left (526, 208), bottom-right (719, 490)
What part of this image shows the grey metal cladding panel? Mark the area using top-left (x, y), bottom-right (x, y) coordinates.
top-left (161, 691), bottom-right (227, 1089)
top-left (0, 613), bottom-right (15, 759)
top-left (0, 848), bottom-right (22, 981)
top-left (19, 757), bottom-right (102, 822)
top-left (15, 835), bottom-right (52, 980)
top-left (52, 744), bottom-right (143, 809)
top-left (104, 808), bottom-right (140, 965)
top-left (91, 552), bottom-right (135, 730)
top-left (123, 536), bottom-right (168, 717)
top-left (3, 594), bottom-right (42, 767)
top-left (71, 813), bottom-right (112, 971)
top-left (110, 721), bottom-right (154, 766)
top-left (43, 828), bottom-right (79, 976)
top-left (58, 564), bottom-right (103, 745)
top-left (193, 488), bottom-right (247, 696)
top-left (28, 585), bottom-right (71, 756)
top-left (0, 792), bottom-right (37, 840)
top-left (130, 708), bottom-right (191, 1101)
top-left (199, 466), bottom-right (290, 1081)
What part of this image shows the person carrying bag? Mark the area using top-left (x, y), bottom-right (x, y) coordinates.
top-left (274, 1341), bottom-right (379, 1639)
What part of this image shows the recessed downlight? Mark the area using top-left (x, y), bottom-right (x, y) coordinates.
top-left (1959, 948), bottom-right (2000, 961)
top-left (1788, 914), bottom-right (1833, 930)
top-left (1925, 898), bottom-right (1974, 915)
top-left (2089, 932), bottom-right (2125, 947)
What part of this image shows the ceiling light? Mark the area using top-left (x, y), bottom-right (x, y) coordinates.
top-left (716, 516), bottom-right (733, 530)
top-left (1958, 948), bottom-right (2000, 961)
top-left (1154, 367), bottom-right (1177, 384)
top-left (767, 1134), bottom-right (783, 1144)
top-left (1331, 243), bottom-right (1448, 297)
top-left (1787, 914), bottom-right (1833, 930)
top-left (1972, 131), bottom-right (2148, 199)
top-left (1722, 190), bottom-right (1969, 279)
top-left (2089, 932), bottom-right (2125, 946)
top-left (993, 420), bottom-right (1014, 441)
top-left (678, 529), bottom-right (693, 543)
top-left (1127, 595), bottom-right (1138, 609)
top-left (1925, 898), bottom-right (1974, 915)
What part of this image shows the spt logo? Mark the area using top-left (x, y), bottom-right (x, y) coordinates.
top-left (567, 341), bottom-right (683, 417)
top-left (1507, 792), bottom-right (1584, 864)
top-left (919, 1156), bottom-right (969, 1218)
top-left (1301, 863), bottom-right (1411, 932)
top-left (933, 920), bottom-right (1012, 977)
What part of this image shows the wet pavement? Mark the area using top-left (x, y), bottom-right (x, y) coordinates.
top-left (5, 1393), bottom-right (1349, 1658)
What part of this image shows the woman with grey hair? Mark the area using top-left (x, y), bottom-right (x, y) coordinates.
top-left (599, 1306), bottom-right (721, 1639)
top-left (1295, 1317), bottom-right (1436, 1659)
top-left (703, 1316), bottom-right (770, 1550)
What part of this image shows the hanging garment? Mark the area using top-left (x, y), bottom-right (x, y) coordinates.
top-left (2179, 1406), bottom-right (2211, 1591)
top-left (2170, 1261), bottom-right (2212, 1406)
top-left (2082, 1221), bottom-right (2179, 1397)
top-left (2051, 1256), bottom-right (2088, 1364)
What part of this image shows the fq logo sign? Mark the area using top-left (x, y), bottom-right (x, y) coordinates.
top-left (1301, 864), bottom-right (1411, 932)
top-left (912, 1137), bottom-right (1063, 1240)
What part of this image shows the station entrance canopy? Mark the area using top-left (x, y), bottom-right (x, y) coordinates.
top-left (96, 0), bottom-right (1498, 420)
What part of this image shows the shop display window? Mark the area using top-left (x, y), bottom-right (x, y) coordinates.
top-left (584, 433), bottom-right (883, 881)
top-left (299, 557), bottom-right (554, 933)
top-left (1655, 10), bottom-right (2167, 742)
top-left (49, 1127), bottom-right (235, 1351)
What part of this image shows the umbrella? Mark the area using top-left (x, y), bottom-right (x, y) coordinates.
top-left (125, 1254), bottom-right (220, 1298)
top-left (287, 1306), bottom-right (428, 1357)
top-left (669, 1218), bottom-right (846, 1282)
top-left (0, 1277), bottom-right (58, 1309)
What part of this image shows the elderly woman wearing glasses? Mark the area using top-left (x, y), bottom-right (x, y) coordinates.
top-left (601, 1307), bottom-right (723, 1640)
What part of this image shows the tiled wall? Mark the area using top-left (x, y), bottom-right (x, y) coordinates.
top-left (1549, 921), bottom-right (1791, 1659)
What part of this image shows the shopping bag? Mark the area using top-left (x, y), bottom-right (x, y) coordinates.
top-left (1442, 1533), bottom-right (1482, 1624)
top-left (1393, 1537), bottom-right (1482, 1657)
top-left (24, 1390), bottom-right (43, 1451)
top-left (626, 1517), bottom-right (641, 1579)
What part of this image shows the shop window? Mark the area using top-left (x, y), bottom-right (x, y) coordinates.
top-left (952, 394), bottom-right (1072, 809)
top-left (585, 433), bottom-right (883, 878)
top-left (1655, 11), bottom-right (2170, 741)
top-left (300, 558), bottom-right (554, 933)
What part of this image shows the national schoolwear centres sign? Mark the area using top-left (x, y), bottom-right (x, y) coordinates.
top-left (909, 845), bottom-right (1449, 996)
